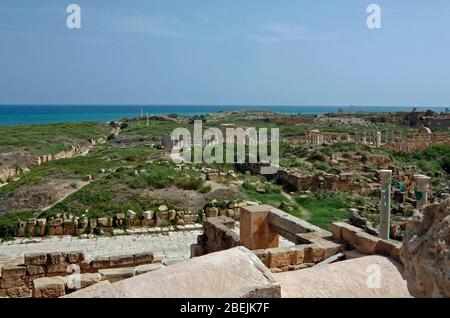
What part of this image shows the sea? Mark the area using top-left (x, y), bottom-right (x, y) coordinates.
top-left (0, 105), bottom-right (447, 127)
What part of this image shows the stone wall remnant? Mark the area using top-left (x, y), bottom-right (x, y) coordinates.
top-left (400, 199), bottom-right (449, 298)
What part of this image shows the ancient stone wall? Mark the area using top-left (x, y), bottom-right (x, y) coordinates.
top-left (254, 232), bottom-right (343, 272)
top-left (331, 222), bottom-right (402, 263)
top-left (12, 209), bottom-right (200, 239)
top-left (238, 163), bottom-right (364, 193)
top-left (196, 216), bottom-right (240, 255)
top-left (0, 250), bottom-right (160, 298)
top-left (385, 129), bottom-right (450, 153)
top-left (65, 246), bottom-right (281, 298)
top-left (0, 129), bottom-right (116, 183)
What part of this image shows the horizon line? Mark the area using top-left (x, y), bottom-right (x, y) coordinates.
top-left (0, 104), bottom-right (445, 108)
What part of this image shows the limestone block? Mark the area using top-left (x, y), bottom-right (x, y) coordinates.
top-left (6, 286), bottom-right (31, 298)
top-left (376, 239), bottom-right (402, 262)
top-left (273, 255), bottom-right (411, 298)
top-left (47, 252), bottom-right (66, 265)
top-left (304, 244), bottom-right (325, 263)
top-left (69, 246), bottom-right (281, 298)
top-left (115, 213), bottom-right (125, 220)
top-left (331, 222), bottom-right (342, 241)
top-left (156, 211), bottom-right (170, 227)
top-left (98, 267), bottom-right (135, 283)
top-left (26, 219), bottom-right (37, 237)
top-left (127, 210), bottom-right (136, 219)
top-left (316, 239), bottom-right (343, 259)
top-left (63, 219), bottom-right (76, 235)
top-left (33, 277), bottom-right (66, 298)
top-left (332, 222), bottom-right (362, 247)
top-left (110, 254), bottom-right (134, 268)
top-left (91, 256), bottom-right (110, 269)
top-left (66, 251), bottom-right (85, 264)
top-left (354, 232), bottom-right (380, 255)
top-left (97, 217), bottom-right (112, 227)
top-left (1, 276), bottom-right (26, 289)
top-left (143, 211), bottom-right (154, 220)
top-left (47, 264), bottom-right (69, 274)
top-left (26, 265), bottom-right (45, 276)
top-left (190, 244), bottom-right (203, 258)
top-left (49, 225), bottom-right (63, 236)
top-left (158, 205), bottom-right (168, 212)
top-left (1, 265), bottom-right (26, 278)
top-left (134, 252), bottom-right (154, 265)
top-left (37, 219), bottom-right (47, 236)
top-left (240, 205), bottom-right (279, 250)
top-left (24, 253), bottom-right (47, 265)
top-left (27, 274), bottom-right (45, 287)
top-left (17, 221), bottom-right (27, 237)
top-left (80, 261), bottom-right (92, 273)
top-left (205, 207), bottom-right (219, 218)
top-left (295, 232), bottom-right (326, 244)
top-left (130, 219), bottom-right (140, 227)
top-left (50, 218), bottom-right (63, 227)
top-left (267, 247), bottom-right (302, 268)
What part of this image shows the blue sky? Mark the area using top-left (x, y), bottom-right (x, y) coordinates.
top-left (0, 0), bottom-right (450, 106)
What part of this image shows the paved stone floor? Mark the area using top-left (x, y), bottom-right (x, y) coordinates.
top-left (0, 230), bottom-right (203, 266)
top-left (0, 222), bottom-right (295, 268)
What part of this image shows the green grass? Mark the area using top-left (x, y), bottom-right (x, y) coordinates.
top-left (0, 122), bottom-right (111, 154)
top-left (0, 211), bottom-right (34, 239)
top-left (296, 191), bottom-right (367, 230)
top-left (0, 143), bottom-right (162, 198)
top-left (40, 162), bottom-right (209, 219)
top-left (240, 175), bottom-right (304, 218)
top-left (382, 145), bottom-right (450, 183)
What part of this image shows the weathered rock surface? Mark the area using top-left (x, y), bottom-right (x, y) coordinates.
top-left (400, 199), bottom-right (450, 298)
top-left (274, 255), bottom-right (411, 298)
top-left (65, 246), bottom-right (281, 298)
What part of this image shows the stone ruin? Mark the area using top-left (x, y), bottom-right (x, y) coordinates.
top-left (400, 199), bottom-right (449, 298)
top-left (1, 167), bottom-right (446, 298)
top-left (0, 250), bottom-right (163, 298)
top-left (385, 126), bottom-right (450, 153)
top-left (300, 129), bottom-right (382, 148)
top-left (12, 206), bottom-right (203, 239)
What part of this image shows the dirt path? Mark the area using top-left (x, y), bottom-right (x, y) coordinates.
top-left (41, 180), bottom-right (90, 212)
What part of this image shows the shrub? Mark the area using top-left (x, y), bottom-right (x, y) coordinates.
top-left (0, 211), bottom-right (34, 239)
top-left (308, 150), bottom-right (324, 162)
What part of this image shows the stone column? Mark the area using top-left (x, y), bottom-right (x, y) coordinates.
top-left (415, 175), bottom-right (431, 209)
top-left (240, 205), bottom-right (279, 250)
top-left (379, 170), bottom-right (392, 240)
top-left (376, 131), bottom-right (382, 148)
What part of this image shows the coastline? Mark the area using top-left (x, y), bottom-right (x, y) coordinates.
top-left (0, 105), bottom-right (447, 127)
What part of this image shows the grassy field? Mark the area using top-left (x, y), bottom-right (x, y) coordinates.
top-left (296, 191), bottom-right (369, 230)
top-left (0, 122), bottom-right (112, 154)
top-left (41, 162), bottom-right (210, 220)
